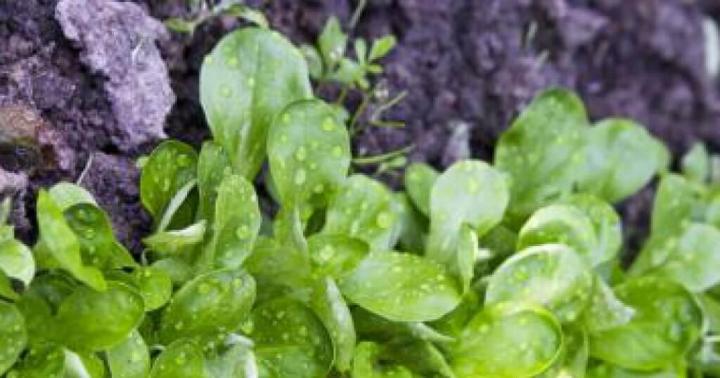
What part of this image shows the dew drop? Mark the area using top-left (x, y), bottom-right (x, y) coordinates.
top-left (220, 85), bottom-right (232, 98)
top-left (294, 169), bottom-right (307, 185)
top-left (235, 225), bottom-right (250, 240)
top-left (332, 146), bottom-right (343, 157)
top-left (227, 56), bottom-right (239, 67)
top-left (322, 117), bottom-right (336, 132)
top-left (295, 146), bottom-right (307, 161)
top-left (376, 212), bottom-right (392, 229)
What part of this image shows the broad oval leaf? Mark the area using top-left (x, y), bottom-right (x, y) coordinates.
top-left (486, 244), bottom-right (594, 322)
top-left (589, 276), bottom-right (703, 371)
top-left (340, 251), bottom-right (461, 322)
top-left (245, 237), bottom-right (313, 304)
top-left (0, 301), bottom-right (27, 375)
top-left (681, 142), bottom-right (710, 183)
top-left (649, 173), bottom-right (702, 236)
top-left (450, 302), bottom-right (563, 378)
top-left (34, 191), bottom-right (106, 291)
top-left (139, 140), bottom-right (198, 220)
top-left (517, 204), bottom-right (600, 266)
top-left (578, 118), bottom-right (669, 203)
top-left (200, 27), bottom-right (312, 179)
top-left (160, 268), bottom-right (256, 344)
top-left (55, 282), bottom-right (144, 351)
top-left (106, 330), bottom-right (150, 378)
top-left (644, 223), bottom-right (720, 292)
top-left (252, 298), bottom-right (333, 378)
top-left (429, 160), bottom-right (510, 238)
top-left (311, 277), bottom-right (356, 372)
top-left (206, 341), bottom-right (258, 378)
top-left (268, 99), bottom-right (350, 208)
top-left (150, 339), bottom-right (208, 378)
top-left (404, 162), bottom-right (438, 216)
top-left (494, 88), bottom-right (588, 217)
top-left (323, 175), bottom-right (400, 252)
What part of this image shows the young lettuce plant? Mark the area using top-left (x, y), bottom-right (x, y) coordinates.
top-left (3, 22), bottom-right (720, 378)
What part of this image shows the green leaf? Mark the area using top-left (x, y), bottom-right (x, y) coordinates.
top-left (429, 160), bottom-right (509, 237)
top-left (54, 282), bottom-right (144, 351)
top-left (393, 193), bottom-right (428, 254)
top-left (538, 325), bottom-right (588, 378)
top-left (47, 182), bottom-right (97, 210)
top-left (131, 266), bottom-right (173, 311)
top-left (0, 301), bottom-right (27, 375)
top-left (106, 330), bottom-right (150, 378)
top-left (404, 162), bottom-right (438, 217)
top-left (586, 362), bottom-right (686, 378)
top-left (206, 341), bottom-right (258, 378)
top-left (353, 307), bottom-right (455, 344)
top-left (245, 237), bottom-right (313, 303)
top-left (307, 234), bottom-right (369, 279)
top-left (140, 140), bottom-right (198, 220)
top-left (331, 58), bottom-right (366, 87)
top-left (0, 271), bottom-right (18, 301)
top-left (351, 341), bottom-right (414, 378)
top-left (152, 258), bottom-right (194, 286)
top-left (159, 268), bottom-right (255, 344)
top-left (0, 236), bottom-right (34, 286)
top-left (5, 345), bottom-right (65, 377)
top-left (681, 142), bottom-right (710, 183)
top-left (517, 204), bottom-right (600, 266)
top-left (221, 4), bottom-right (269, 28)
top-left (485, 244), bottom-right (594, 322)
top-left (196, 141), bottom-right (232, 223)
top-left (64, 203), bottom-right (136, 270)
top-left (494, 88), bottom-right (588, 217)
top-left (318, 16), bottom-right (347, 69)
top-left (311, 277), bottom-right (355, 372)
top-left (203, 174), bottom-right (261, 270)
top-left (581, 276), bottom-right (635, 333)
top-left (369, 35), bottom-right (397, 61)
top-left (34, 191), bottom-right (106, 291)
top-left (323, 175), bottom-right (400, 252)
top-left (340, 251), bottom-right (461, 322)
top-left (640, 223), bottom-right (720, 292)
top-left (64, 350), bottom-right (105, 378)
top-left (200, 27), bottom-right (312, 179)
top-left (578, 118), bottom-right (669, 203)
top-left (143, 220), bottom-right (207, 256)
top-left (150, 339), bottom-right (208, 378)
top-left (268, 99), bottom-right (350, 209)
top-left (589, 276), bottom-right (702, 371)
top-left (450, 302), bottom-right (563, 378)
top-left (649, 174), bottom-right (702, 236)
top-left (562, 194), bottom-right (622, 267)
top-left (252, 298), bottom-right (333, 378)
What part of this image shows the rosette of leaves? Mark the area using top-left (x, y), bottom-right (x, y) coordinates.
top-left (4, 22), bottom-right (720, 378)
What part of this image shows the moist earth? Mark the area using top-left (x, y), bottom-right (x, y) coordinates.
top-left (1, 0), bottom-right (719, 257)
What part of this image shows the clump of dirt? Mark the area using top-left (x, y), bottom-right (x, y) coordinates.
top-left (1, 0), bottom-right (719, 255)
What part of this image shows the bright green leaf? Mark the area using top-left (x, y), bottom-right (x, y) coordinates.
top-left (139, 140), bottom-right (198, 220)
top-left (106, 330), bottom-right (150, 378)
top-left (0, 301), bottom-right (27, 375)
top-left (200, 27), bottom-right (312, 179)
top-left (159, 268), bottom-right (255, 344)
top-left (54, 282), bottom-right (144, 351)
top-left (485, 244), bottom-right (594, 322)
top-left (589, 276), bottom-right (702, 371)
top-left (404, 162), bottom-right (438, 217)
top-left (578, 118), bottom-right (669, 203)
top-left (252, 298), bottom-right (333, 378)
top-left (150, 339), bottom-right (208, 378)
top-left (681, 142), bottom-right (710, 183)
top-left (450, 302), bottom-right (563, 378)
top-left (311, 277), bottom-right (355, 372)
top-left (340, 251), bottom-right (461, 322)
top-left (494, 88), bottom-right (588, 217)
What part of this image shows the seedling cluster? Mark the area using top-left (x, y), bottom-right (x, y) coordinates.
top-left (2, 22), bottom-right (720, 378)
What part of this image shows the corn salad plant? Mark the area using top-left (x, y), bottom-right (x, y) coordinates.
top-left (2, 24), bottom-right (720, 378)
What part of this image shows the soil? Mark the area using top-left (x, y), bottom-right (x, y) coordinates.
top-left (1, 0), bottom-right (719, 257)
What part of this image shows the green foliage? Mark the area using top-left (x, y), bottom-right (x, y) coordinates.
top-left (4, 23), bottom-right (720, 378)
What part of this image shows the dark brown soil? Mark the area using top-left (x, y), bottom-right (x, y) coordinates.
top-left (2, 0), bottom-right (719, 256)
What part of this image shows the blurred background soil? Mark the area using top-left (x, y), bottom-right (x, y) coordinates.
top-left (1, 0), bottom-right (719, 256)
